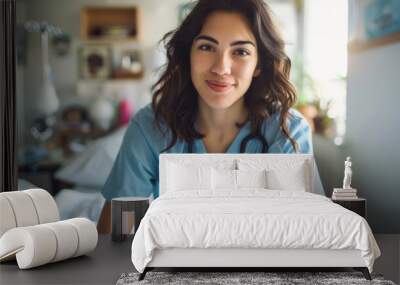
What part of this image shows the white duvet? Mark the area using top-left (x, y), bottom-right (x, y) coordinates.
top-left (131, 190), bottom-right (380, 273)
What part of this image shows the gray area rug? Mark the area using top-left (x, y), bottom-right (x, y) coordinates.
top-left (116, 271), bottom-right (396, 285)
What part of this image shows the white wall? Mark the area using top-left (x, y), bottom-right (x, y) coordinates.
top-left (314, 3), bottom-right (400, 234)
top-left (345, 42), bottom-right (400, 233)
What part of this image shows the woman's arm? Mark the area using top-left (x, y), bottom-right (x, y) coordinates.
top-left (100, 108), bottom-right (159, 232)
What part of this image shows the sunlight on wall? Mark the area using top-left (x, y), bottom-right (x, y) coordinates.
top-left (304, 0), bottom-right (348, 140)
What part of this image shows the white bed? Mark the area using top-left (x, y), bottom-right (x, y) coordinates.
top-left (131, 154), bottom-right (380, 280)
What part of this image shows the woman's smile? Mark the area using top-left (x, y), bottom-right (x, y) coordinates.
top-left (205, 80), bottom-right (235, 93)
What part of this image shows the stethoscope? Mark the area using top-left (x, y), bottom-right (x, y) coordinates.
top-left (187, 133), bottom-right (269, 153)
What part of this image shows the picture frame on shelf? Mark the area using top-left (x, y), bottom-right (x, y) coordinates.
top-left (79, 45), bottom-right (111, 79)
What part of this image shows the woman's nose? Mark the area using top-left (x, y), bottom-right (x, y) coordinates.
top-left (210, 52), bottom-right (231, 76)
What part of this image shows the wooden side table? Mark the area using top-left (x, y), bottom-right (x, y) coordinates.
top-left (111, 197), bottom-right (150, 242)
top-left (331, 198), bottom-right (366, 218)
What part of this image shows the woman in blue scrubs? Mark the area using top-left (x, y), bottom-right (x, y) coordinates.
top-left (99, 0), bottom-right (313, 231)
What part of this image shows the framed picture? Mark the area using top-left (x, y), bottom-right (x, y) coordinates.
top-left (79, 45), bottom-right (111, 79)
top-left (348, 0), bottom-right (400, 52)
top-left (363, 0), bottom-right (400, 41)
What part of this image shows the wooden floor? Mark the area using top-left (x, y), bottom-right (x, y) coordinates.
top-left (373, 234), bottom-right (400, 284)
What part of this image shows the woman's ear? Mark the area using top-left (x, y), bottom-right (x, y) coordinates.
top-left (253, 67), bottom-right (261, 77)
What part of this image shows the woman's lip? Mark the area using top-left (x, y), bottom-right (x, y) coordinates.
top-left (206, 80), bottom-right (234, 92)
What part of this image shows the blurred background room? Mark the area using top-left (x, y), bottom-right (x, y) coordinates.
top-left (14, 0), bottom-right (400, 281)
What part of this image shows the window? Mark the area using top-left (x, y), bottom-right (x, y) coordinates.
top-left (270, 0), bottom-right (348, 143)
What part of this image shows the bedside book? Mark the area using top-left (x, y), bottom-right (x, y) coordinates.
top-left (332, 195), bottom-right (359, 200)
top-left (333, 188), bottom-right (357, 193)
top-left (332, 188), bottom-right (358, 199)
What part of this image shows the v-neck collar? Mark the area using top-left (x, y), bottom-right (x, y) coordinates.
top-left (194, 121), bottom-right (251, 154)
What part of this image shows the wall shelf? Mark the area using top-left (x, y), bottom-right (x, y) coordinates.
top-left (80, 6), bottom-right (140, 42)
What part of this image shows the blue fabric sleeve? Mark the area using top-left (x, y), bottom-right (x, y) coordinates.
top-left (101, 119), bottom-right (158, 201)
top-left (266, 110), bottom-right (325, 196)
top-left (268, 110), bottom-right (313, 154)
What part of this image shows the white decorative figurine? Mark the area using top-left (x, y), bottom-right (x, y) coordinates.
top-left (342, 156), bottom-right (353, 189)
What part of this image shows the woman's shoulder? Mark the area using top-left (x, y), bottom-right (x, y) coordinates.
top-left (130, 103), bottom-right (165, 135)
top-left (124, 104), bottom-right (159, 145)
top-left (127, 103), bottom-right (173, 151)
top-left (265, 108), bottom-right (310, 131)
top-left (132, 103), bottom-right (155, 125)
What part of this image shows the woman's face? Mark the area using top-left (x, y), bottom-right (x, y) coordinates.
top-left (190, 11), bottom-right (260, 110)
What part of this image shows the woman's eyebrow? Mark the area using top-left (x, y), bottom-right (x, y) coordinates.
top-left (194, 35), bottom-right (218, 44)
top-left (230, 40), bottom-right (255, 47)
top-left (194, 35), bottom-right (255, 47)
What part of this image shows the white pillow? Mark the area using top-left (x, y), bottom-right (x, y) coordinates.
top-left (237, 169), bottom-right (267, 188)
top-left (212, 168), bottom-right (236, 190)
top-left (167, 162), bottom-right (212, 191)
top-left (266, 163), bottom-right (307, 191)
top-left (237, 158), bottom-right (311, 192)
top-left (211, 169), bottom-right (267, 190)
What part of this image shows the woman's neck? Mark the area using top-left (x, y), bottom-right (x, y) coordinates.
top-left (196, 97), bottom-right (248, 136)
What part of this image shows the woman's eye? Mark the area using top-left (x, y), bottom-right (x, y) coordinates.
top-left (233, 49), bottom-right (250, 57)
top-left (198, 44), bottom-right (214, 52)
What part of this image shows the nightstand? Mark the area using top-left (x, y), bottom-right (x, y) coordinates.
top-left (111, 197), bottom-right (150, 242)
top-left (331, 198), bottom-right (366, 218)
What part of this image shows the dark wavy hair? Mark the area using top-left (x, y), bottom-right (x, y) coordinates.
top-left (152, 0), bottom-right (298, 152)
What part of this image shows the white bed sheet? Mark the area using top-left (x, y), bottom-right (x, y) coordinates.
top-left (131, 190), bottom-right (380, 273)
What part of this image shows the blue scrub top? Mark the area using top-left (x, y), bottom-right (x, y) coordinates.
top-left (101, 104), bottom-right (314, 200)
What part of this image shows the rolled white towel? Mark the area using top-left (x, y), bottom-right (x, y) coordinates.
top-left (0, 218), bottom-right (98, 269)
